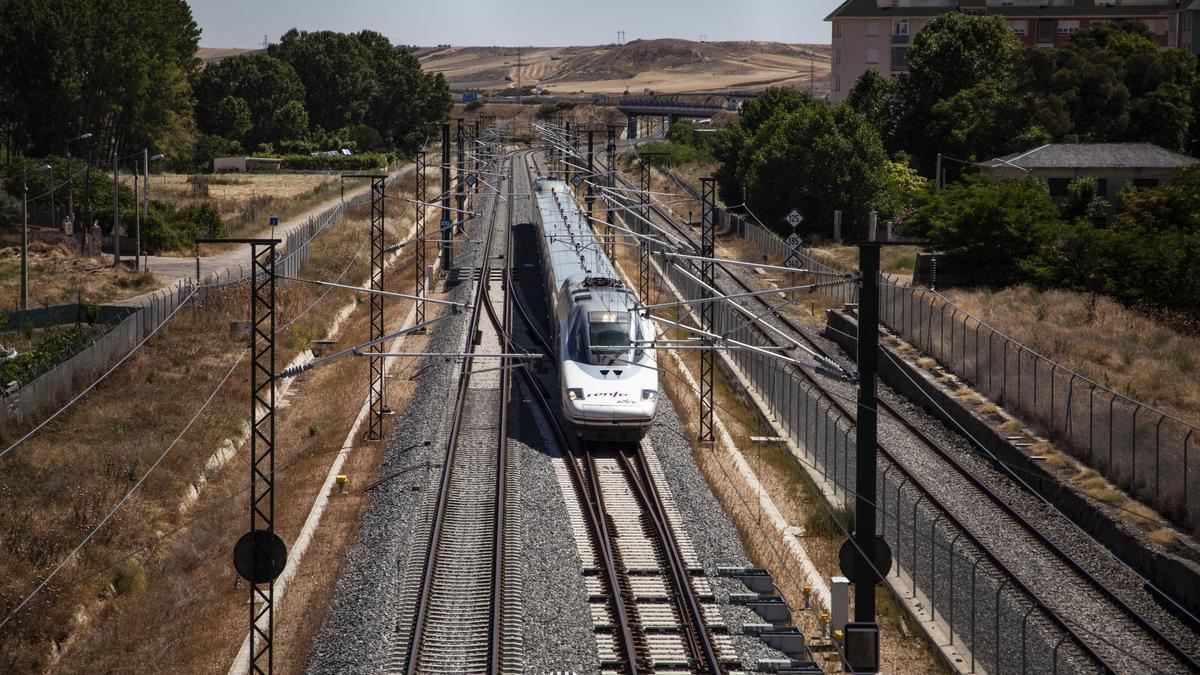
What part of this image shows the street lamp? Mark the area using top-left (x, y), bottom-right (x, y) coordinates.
top-left (67, 132), bottom-right (94, 232)
top-left (22, 163), bottom-right (52, 311)
top-left (136, 150), bottom-right (164, 270)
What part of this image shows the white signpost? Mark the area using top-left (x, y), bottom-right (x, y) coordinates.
top-left (784, 209), bottom-right (804, 270)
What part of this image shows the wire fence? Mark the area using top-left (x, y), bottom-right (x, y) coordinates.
top-left (0, 173), bottom-right (398, 425)
top-left (653, 250), bottom-right (1100, 673)
top-left (690, 183), bottom-right (1200, 532)
top-left (878, 282), bottom-right (1200, 532)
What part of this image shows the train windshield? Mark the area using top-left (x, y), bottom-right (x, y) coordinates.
top-left (588, 312), bottom-right (631, 351)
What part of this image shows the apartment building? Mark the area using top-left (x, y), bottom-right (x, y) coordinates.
top-left (827, 0), bottom-right (1200, 101)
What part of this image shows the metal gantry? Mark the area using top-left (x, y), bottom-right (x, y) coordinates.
top-left (586, 130), bottom-right (595, 222)
top-left (605, 125), bottom-right (617, 261)
top-left (441, 122), bottom-right (453, 270)
top-left (456, 118), bottom-right (466, 234)
top-left (414, 152), bottom-right (427, 326)
top-left (367, 176), bottom-right (386, 441)
top-left (249, 240), bottom-right (277, 674)
top-left (699, 177), bottom-right (716, 444)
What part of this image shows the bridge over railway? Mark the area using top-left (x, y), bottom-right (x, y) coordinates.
top-left (616, 96), bottom-right (739, 138)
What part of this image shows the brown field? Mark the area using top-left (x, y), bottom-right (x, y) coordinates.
top-left (0, 169), bottom-right (444, 671)
top-left (419, 38), bottom-right (831, 96)
top-left (141, 173), bottom-right (339, 220)
top-left (942, 285), bottom-right (1200, 426)
top-left (0, 243), bottom-right (160, 308)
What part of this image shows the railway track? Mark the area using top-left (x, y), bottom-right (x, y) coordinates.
top-left (390, 149), bottom-right (523, 674)
top-left (507, 151), bottom-right (732, 673)
top-left (573, 145), bottom-right (1200, 673)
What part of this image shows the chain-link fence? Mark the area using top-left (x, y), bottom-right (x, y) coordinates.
top-left (878, 282), bottom-right (1200, 533)
top-left (0, 172), bottom-right (400, 424)
top-left (651, 250), bottom-right (1101, 674)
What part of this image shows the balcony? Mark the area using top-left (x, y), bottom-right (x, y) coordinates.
top-left (891, 33), bottom-right (910, 44)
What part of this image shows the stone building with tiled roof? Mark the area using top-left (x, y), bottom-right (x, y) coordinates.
top-left (826, 0), bottom-right (1200, 101)
top-left (979, 142), bottom-right (1199, 220)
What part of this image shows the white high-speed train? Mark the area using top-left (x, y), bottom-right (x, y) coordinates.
top-left (533, 177), bottom-right (658, 441)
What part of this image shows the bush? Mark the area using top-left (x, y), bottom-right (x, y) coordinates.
top-left (141, 203), bottom-right (226, 253)
top-left (535, 100), bottom-right (575, 120)
top-left (464, 99), bottom-right (485, 112)
top-left (638, 141), bottom-right (708, 167)
top-left (905, 175), bottom-right (1062, 285)
top-left (277, 152), bottom-right (391, 171)
top-left (0, 326), bottom-right (97, 386)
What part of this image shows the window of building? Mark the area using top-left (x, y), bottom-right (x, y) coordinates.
top-left (1009, 20), bottom-right (1028, 37)
top-left (893, 18), bottom-right (909, 36)
top-left (833, 48), bottom-right (840, 65)
top-left (1036, 19), bottom-right (1055, 43)
top-left (1133, 178), bottom-right (1159, 189)
top-left (1047, 178), bottom-right (1070, 197)
top-left (1183, 13), bottom-right (1193, 32)
top-left (1142, 18), bottom-right (1167, 35)
top-left (866, 22), bottom-right (880, 38)
top-left (1057, 20), bottom-right (1080, 35)
top-left (891, 46), bottom-right (909, 72)
top-left (833, 22), bottom-right (842, 39)
top-left (866, 48), bottom-right (879, 64)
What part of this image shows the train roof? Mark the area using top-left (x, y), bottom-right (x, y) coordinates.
top-left (534, 178), bottom-right (633, 309)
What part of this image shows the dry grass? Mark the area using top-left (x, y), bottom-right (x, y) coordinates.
top-left (999, 419), bottom-right (1023, 433)
top-left (943, 285), bottom-right (1200, 426)
top-left (138, 173), bottom-right (338, 220)
top-left (916, 357), bottom-right (938, 370)
top-left (0, 243), bottom-right (161, 308)
top-left (1148, 528), bottom-right (1177, 545)
top-left (978, 403), bottom-right (998, 414)
top-left (0, 170), bottom-right (438, 671)
top-left (602, 210), bottom-right (945, 674)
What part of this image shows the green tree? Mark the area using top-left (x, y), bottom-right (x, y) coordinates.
top-left (905, 175), bottom-right (1062, 285)
top-left (1091, 166), bottom-right (1200, 312)
top-left (893, 13), bottom-right (1023, 173)
top-left (271, 100), bottom-right (310, 142)
top-left (213, 96), bottom-right (253, 143)
top-left (737, 101), bottom-right (888, 238)
top-left (712, 88), bottom-right (819, 206)
top-left (1022, 22), bottom-right (1197, 150)
top-left (194, 53), bottom-right (305, 147)
top-left (0, 0), bottom-right (200, 160)
top-left (927, 78), bottom-right (1048, 170)
top-left (846, 68), bottom-right (895, 141)
top-left (874, 157), bottom-right (929, 225)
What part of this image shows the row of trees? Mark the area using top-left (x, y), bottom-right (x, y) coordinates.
top-left (195, 29), bottom-right (451, 163)
top-left (688, 14), bottom-right (1200, 318)
top-left (848, 16), bottom-right (1199, 177)
top-left (0, 1), bottom-right (452, 172)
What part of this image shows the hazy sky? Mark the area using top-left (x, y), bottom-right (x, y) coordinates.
top-left (189, 0), bottom-right (844, 48)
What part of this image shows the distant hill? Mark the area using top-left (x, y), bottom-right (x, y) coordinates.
top-left (414, 38), bottom-right (831, 96)
top-left (197, 47), bottom-right (261, 63)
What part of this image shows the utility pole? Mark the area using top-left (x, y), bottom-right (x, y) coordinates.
top-left (367, 175), bottom-right (386, 441)
top-left (605, 125), bottom-right (616, 261)
top-left (21, 166), bottom-right (29, 311)
top-left (516, 46), bottom-right (523, 106)
top-left (441, 122), bottom-right (452, 271)
top-left (455, 119), bottom-right (465, 234)
top-left (698, 177), bottom-right (716, 444)
top-left (936, 153), bottom-right (943, 191)
top-left (586, 130), bottom-right (595, 223)
top-left (414, 152), bottom-right (427, 326)
top-left (140, 147), bottom-right (148, 270)
top-left (112, 142), bottom-right (121, 267)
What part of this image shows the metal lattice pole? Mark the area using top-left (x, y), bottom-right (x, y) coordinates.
top-left (367, 176), bottom-right (386, 441)
top-left (414, 152), bottom-right (427, 326)
top-left (248, 240), bottom-right (277, 674)
top-left (605, 125), bottom-right (617, 261)
top-left (639, 157), bottom-right (653, 302)
top-left (441, 122), bottom-right (452, 271)
top-left (699, 177), bottom-right (716, 444)
top-left (586, 130), bottom-right (595, 222)
top-left (455, 119), bottom-right (465, 234)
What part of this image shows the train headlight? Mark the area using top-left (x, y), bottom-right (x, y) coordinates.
top-left (567, 388), bottom-right (584, 401)
top-left (641, 389), bottom-right (657, 401)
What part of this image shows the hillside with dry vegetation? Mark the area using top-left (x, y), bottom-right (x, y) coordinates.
top-left (416, 38), bottom-right (830, 95)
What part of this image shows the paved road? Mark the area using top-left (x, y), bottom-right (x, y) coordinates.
top-left (114, 164), bottom-right (415, 306)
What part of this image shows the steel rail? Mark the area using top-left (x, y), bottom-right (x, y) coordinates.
top-left (404, 152), bottom-right (508, 675)
top-left (589, 147), bottom-right (1200, 673)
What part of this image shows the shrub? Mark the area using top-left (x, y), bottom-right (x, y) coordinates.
top-left (535, 100), bottom-right (575, 120)
top-left (277, 152), bottom-right (391, 171)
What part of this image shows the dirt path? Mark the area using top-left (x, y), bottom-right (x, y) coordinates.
top-left (112, 164), bottom-right (415, 306)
